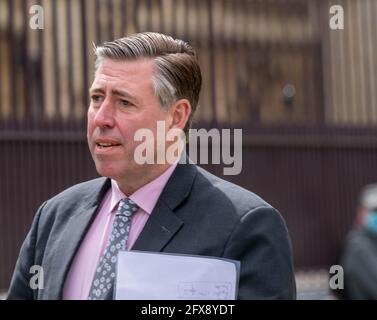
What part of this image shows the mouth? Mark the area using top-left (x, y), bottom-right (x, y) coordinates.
top-left (96, 142), bottom-right (121, 148)
top-left (94, 139), bottom-right (122, 151)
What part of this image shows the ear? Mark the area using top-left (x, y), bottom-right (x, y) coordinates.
top-left (167, 99), bottom-right (192, 131)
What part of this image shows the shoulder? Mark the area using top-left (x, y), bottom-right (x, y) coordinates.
top-left (186, 165), bottom-right (286, 232)
top-left (47, 177), bottom-right (109, 204)
top-left (343, 227), bottom-right (377, 255)
top-left (194, 165), bottom-right (273, 213)
top-left (37, 177), bottom-right (110, 222)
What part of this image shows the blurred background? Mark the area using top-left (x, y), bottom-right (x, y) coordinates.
top-left (1, 0), bottom-right (377, 299)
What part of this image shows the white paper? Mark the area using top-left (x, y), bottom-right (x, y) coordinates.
top-left (115, 251), bottom-right (239, 300)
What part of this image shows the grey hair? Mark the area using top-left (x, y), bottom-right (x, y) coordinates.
top-left (94, 32), bottom-right (202, 134)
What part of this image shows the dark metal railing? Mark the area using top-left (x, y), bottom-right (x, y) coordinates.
top-left (1, 0), bottom-right (376, 291)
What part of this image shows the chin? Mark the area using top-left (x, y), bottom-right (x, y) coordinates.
top-left (95, 161), bottom-right (135, 180)
top-left (95, 163), bottom-right (119, 179)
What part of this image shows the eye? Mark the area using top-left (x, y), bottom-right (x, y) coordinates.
top-left (91, 94), bottom-right (103, 103)
top-left (120, 99), bottom-right (132, 107)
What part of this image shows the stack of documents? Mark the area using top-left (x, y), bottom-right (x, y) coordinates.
top-left (115, 251), bottom-right (240, 300)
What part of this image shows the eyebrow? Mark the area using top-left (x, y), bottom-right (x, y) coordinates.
top-left (89, 87), bottom-right (139, 103)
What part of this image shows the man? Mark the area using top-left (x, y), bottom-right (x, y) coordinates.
top-left (7, 32), bottom-right (296, 300)
top-left (340, 183), bottom-right (377, 299)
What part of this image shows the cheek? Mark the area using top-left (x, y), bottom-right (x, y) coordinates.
top-left (143, 114), bottom-right (161, 131)
top-left (123, 117), bottom-right (150, 137)
top-left (87, 112), bottom-right (95, 134)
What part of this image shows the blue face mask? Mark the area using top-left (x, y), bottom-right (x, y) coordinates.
top-left (364, 211), bottom-right (377, 234)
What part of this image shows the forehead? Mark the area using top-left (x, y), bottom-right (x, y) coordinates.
top-left (92, 58), bottom-right (155, 89)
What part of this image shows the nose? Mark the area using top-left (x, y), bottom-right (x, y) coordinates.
top-left (93, 98), bottom-right (115, 128)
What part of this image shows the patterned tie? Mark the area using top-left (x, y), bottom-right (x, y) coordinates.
top-left (88, 198), bottom-right (139, 300)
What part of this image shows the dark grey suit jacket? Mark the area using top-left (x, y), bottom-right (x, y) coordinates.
top-left (7, 161), bottom-right (296, 299)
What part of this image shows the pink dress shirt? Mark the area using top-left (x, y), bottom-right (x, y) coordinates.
top-left (63, 163), bottom-right (177, 300)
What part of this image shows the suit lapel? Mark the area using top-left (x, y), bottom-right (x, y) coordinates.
top-left (133, 157), bottom-right (197, 252)
top-left (131, 200), bottom-right (183, 252)
top-left (45, 178), bottom-right (111, 299)
top-left (46, 156), bottom-right (197, 298)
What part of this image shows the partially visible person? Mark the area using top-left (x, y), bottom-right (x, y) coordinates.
top-left (340, 183), bottom-right (377, 299)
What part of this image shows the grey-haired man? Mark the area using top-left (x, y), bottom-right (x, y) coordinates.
top-left (8, 32), bottom-right (296, 300)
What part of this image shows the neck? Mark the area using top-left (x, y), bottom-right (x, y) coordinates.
top-left (116, 162), bottom-right (173, 196)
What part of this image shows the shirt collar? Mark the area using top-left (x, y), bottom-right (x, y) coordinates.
top-left (109, 162), bottom-right (178, 215)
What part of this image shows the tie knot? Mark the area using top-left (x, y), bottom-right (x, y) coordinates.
top-left (116, 198), bottom-right (139, 217)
